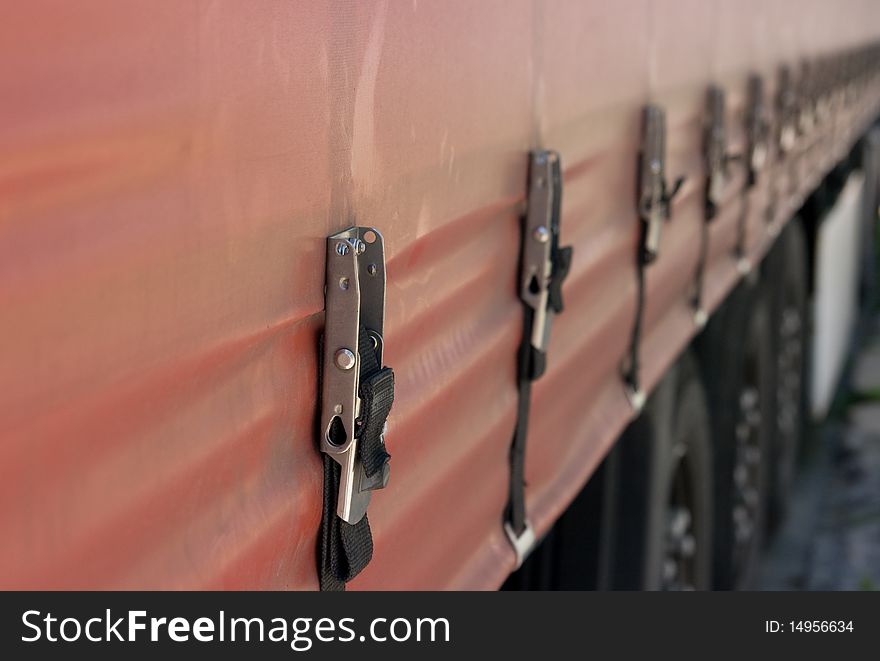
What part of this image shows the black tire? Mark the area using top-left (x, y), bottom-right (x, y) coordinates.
top-left (696, 279), bottom-right (773, 590)
top-left (608, 351), bottom-right (714, 590)
top-left (766, 219), bottom-right (809, 531)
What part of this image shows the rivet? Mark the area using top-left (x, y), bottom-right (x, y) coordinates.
top-left (533, 226), bottom-right (550, 243)
top-left (334, 348), bottom-right (356, 371)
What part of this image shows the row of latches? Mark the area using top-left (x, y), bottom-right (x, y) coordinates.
top-left (626, 44), bottom-right (880, 410)
top-left (316, 41), bottom-right (880, 578)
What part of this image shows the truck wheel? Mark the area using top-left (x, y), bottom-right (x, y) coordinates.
top-left (609, 351), bottom-right (713, 590)
top-left (698, 280), bottom-right (773, 589)
top-left (767, 219), bottom-right (809, 530)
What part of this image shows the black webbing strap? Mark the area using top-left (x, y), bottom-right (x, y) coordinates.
top-left (548, 247), bottom-right (573, 318)
top-left (695, 162), bottom-right (725, 315)
top-left (735, 188), bottom-right (751, 263)
top-left (318, 325), bottom-right (393, 591)
top-left (506, 154), bottom-right (572, 540)
top-left (355, 326), bottom-right (393, 479)
top-left (318, 456), bottom-right (373, 591)
top-left (692, 213), bottom-right (710, 314)
top-left (624, 219), bottom-right (649, 396)
top-left (508, 311), bottom-right (534, 536)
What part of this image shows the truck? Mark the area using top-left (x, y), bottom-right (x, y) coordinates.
top-left (1, 0), bottom-right (879, 590)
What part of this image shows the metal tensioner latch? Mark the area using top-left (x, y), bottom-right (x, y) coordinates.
top-left (704, 85), bottom-right (742, 220)
top-left (638, 105), bottom-right (685, 264)
top-left (796, 61), bottom-right (816, 137)
top-left (321, 227), bottom-right (393, 526)
top-left (745, 74), bottom-right (770, 188)
top-left (519, 150), bottom-right (573, 378)
top-left (777, 66), bottom-right (797, 156)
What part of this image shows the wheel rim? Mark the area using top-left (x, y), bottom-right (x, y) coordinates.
top-left (776, 303), bottom-right (803, 493)
top-left (731, 362), bottom-right (764, 580)
top-left (662, 448), bottom-right (698, 591)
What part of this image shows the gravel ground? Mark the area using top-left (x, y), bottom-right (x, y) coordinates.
top-left (760, 320), bottom-right (880, 591)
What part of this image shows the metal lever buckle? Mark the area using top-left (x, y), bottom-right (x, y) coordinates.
top-left (746, 74), bottom-right (770, 185)
top-left (521, 150), bottom-right (560, 353)
top-left (797, 62), bottom-right (816, 136)
top-left (777, 66), bottom-right (797, 155)
top-left (321, 226), bottom-right (389, 524)
top-left (704, 85), bottom-right (731, 216)
top-left (639, 105), bottom-right (684, 263)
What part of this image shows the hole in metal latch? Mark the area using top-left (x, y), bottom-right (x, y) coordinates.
top-left (339, 277), bottom-right (350, 290)
top-left (327, 415), bottom-right (347, 447)
top-left (363, 230), bottom-right (377, 244)
top-left (528, 274), bottom-right (540, 295)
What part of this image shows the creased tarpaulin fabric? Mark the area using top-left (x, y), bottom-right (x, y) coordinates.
top-left (2, 1), bottom-right (880, 591)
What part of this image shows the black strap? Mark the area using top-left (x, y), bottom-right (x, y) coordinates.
top-left (625, 219), bottom-right (649, 395)
top-left (356, 326), bottom-right (393, 479)
top-left (735, 188), bottom-right (750, 261)
top-left (359, 368), bottom-right (393, 478)
top-left (508, 307), bottom-right (535, 536)
top-left (318, 325), bottom-right (393, 591)
top-left (319, 456), bottom-right (373, 591)
top-left (549, 246), bottom-right (573, 315)
top-left (693, 206), bottom-right (711, 314)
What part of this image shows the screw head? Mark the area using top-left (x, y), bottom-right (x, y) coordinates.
top-left (354, 239), bottom-right (367, 255)
top-left (336, 242), bottom-right (350, 256)
top-left (334, 348), bottom-right (356, 371)
top-left (367, 263), bottom-right (378, 276)
top-left (533, 226), bottom-right (550, 243)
